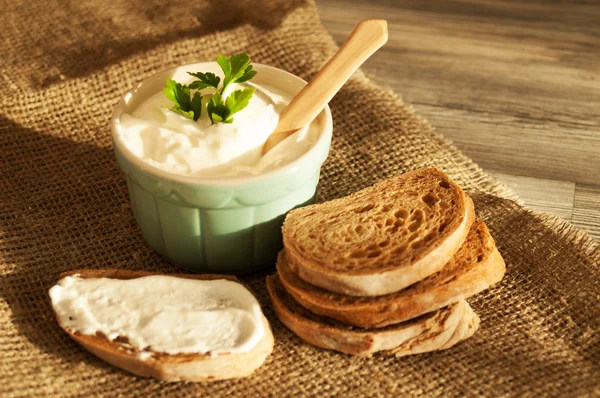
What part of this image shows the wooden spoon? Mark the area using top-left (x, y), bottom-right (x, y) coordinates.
top-left (262, 19), bottom-right (388, 154)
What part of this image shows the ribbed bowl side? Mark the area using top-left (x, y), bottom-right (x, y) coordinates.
top-left (125, 171), bottom-right (320, 273)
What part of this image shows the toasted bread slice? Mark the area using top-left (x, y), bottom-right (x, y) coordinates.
top-left (267, 275), bottom-right (479, 356)
top-left (50, 270), bottom-right (274, 382)
top-left (278, 221), bottom-right (505, 328)
top-left (282, 168), bottom-right (475, 296)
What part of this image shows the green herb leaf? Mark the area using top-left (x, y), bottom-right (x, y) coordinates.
top-left (236, 65), bottom-right (257, 83)
top-left (169, 105), bottom-right (195, 120)
top-left (188, 72), bottom-right (220, 90)
top-left (164, 78), bottom-right (199, 120)
top-left (228, 53), bottom-right (252, 81)
top-left (206, 91), bottom-right (227, 125)
top-left (168, 79), bottom-right (191, 109)
top-left (223, 88), bottom-right (256, 122)
top-left (163, 79), bottom-right (177, 102)
top-left (216, 55), bottom-right (231, 80)
top-left (211, 113), bottom-right (224, 124)
top-left (220, 53), bottom-right (253, 91)
top-left (191, 92), bottom-right (203, 121)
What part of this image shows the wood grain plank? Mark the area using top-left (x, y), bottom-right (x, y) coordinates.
top-left (572, 184), bottom-right (600, 240)
top-left (492, 173), bottom-right (575, 221)
top-left (316, 0), bottom-right (600, 185)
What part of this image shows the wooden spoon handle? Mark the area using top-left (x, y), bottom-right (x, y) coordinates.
top-left (262, 19), bottom-right (388, 154)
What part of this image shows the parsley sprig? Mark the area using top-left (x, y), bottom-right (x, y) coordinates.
top-left (163, 53), bottom-right (257, 124)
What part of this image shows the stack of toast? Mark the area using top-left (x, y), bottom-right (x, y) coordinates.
top-left (267, 168), bottom-right (506, 356)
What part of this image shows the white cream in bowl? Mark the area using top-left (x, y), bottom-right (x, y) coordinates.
top-left (114, 69), bottom-right (319, 178)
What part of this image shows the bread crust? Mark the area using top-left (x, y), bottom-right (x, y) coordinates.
top-left (283, 168), bottom-right (476, 296)
top-left (267, 275), bottom-right (478, 356)
top-left (278, 221), bottom-right (506, 328)
top-left (51, 269), bottom-right (274, 381)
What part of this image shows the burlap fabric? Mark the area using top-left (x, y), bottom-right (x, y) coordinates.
top-left (1, 0), bottom-right (598, 396)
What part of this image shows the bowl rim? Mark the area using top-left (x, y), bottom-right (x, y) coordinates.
top-left (111, 62), bottom-right (333, 186)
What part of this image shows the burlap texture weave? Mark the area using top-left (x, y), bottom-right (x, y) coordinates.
top-left (1, 0), bottom-right (598, 396)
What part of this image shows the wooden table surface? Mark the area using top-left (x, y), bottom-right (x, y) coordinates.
top-left (316, 0), bottom-right (600, 240)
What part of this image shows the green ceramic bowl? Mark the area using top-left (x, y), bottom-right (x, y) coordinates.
top-left (111, 63), bottom-right (333, 273)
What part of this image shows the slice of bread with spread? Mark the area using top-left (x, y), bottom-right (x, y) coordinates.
top-left (282, 168), bottom-right (475, 296)
top-left (49, 269), bottom-right (274, 382)
top-left (267, 275), bottom-right (479, 356)
top-left (278, 221), bottom-right (506, 328)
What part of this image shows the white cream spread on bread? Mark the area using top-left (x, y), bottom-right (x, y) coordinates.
top-left (49, 275), bottom-right (264, 356)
